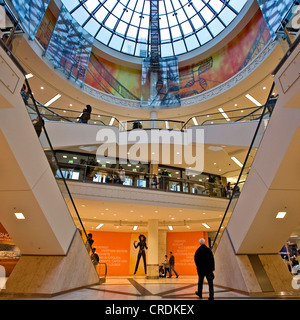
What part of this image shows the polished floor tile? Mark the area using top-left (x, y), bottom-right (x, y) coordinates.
top-left (1, 275), bottom-right (300, 300)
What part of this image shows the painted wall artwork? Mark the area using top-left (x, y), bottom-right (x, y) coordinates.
top-left (85, 52), bottom-right (141, 101)
top-left (179, 10), bottom-right (271, 98)
top-left (35, 7), bottom-right (271, 101)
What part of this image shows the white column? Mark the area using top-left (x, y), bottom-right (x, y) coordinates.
top-left (150, 111), bottom-right (157, 129)
top-left (147, 219), bottom-right (159, 279)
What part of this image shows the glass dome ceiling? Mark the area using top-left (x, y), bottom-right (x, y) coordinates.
top-left (62, 0), bottom-right (248, 58)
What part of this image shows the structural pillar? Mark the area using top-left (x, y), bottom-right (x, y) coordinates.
top-left (147, 219), bottom-right (159, 279)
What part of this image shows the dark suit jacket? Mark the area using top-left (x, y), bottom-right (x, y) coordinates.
top-left (194, 244), bottom-right (215, 275)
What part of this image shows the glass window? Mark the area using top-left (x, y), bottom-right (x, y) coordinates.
top-left (64, 0), bottom-right (247, 58)
top-left (84, 18), bottom-right (100, 37)
top-left (72, 6), bottom-right (90, 25)
top-left (218, 7), bottom-right (236, 26)
top-left (208, 18), bottom-right (224, 37)
top-left (109, 34), bottom-right (123, 51)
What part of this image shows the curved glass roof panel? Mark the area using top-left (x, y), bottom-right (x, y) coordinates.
top-left (61, 0), bottom-right (248, 58)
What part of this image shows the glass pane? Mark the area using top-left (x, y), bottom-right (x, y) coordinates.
top-left (58, 0), bottom-right (248, 57)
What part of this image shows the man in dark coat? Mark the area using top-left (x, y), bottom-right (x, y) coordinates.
top-left (194, 238), bottom-right (215, 300)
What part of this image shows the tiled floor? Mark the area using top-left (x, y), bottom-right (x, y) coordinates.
top-left (2, 276), bottom-right (299, 300)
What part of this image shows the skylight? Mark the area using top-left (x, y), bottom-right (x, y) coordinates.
top-left (62, 0), bottom-right (247, 58)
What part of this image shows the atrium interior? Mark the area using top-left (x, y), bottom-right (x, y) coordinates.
top-left (0, 0), bottom-right (300, 301)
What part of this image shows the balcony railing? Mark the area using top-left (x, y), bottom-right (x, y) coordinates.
top-left (54, 162), bottom-right (230, 199)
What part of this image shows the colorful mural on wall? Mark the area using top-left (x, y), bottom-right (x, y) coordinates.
top-left (179, 10), bottom-right (271, 98)
top-left (85, 52), bottom-right (141, 100)
top-left (35, 8), bottom-right (271, 102)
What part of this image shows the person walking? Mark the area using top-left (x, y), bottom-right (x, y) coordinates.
top-left (168, 251), bottom-right (179, 278)
top-left (194, 238), bottom-right (215, 300)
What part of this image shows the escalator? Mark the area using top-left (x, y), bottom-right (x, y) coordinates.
top-left (211, 35), bottom-right (300, 294)
top-left (0, 39), bottom-right (106, 295)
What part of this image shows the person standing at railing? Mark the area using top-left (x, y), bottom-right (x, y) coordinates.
top-left (21, 84), bottom-right (29, 105)
top-left (118, 166), bottom-right (126, 184)
top-left (78, 105), bottom-right (92, 123)
top-left (226, 182), bottom-right (232, 198)
top-left (151, 174), bottom-right (158, 189)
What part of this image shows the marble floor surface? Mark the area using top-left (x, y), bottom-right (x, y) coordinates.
top-left (1, 275), bottom-right (300, 301)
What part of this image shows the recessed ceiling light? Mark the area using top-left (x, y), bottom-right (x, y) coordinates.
top-left (168, 226), bottom-right (173, 230)
top-left (192, 117), bottom-right (198, 126)
top-left (133, 226), bottom-right (138, 230)
top-left (40, 86), bottom-right (44, 90)
top-left (44, 94), bottom-right (61, 107)
top-left (231, 156), bottom-right (243, 168)
top-left (202, 223), bottom-right (210, 229)
top-left (96, 223), bottom-right (104, 229)
top-left (109, 117), bottom-right (115, 126)
top-left (25, 73), bottom-right (34, 79)
top-left (276, 211), bottom-right (287, 219)
top-left (245, 94), bottom-right (262, 106)
top-left (218, 108), bottom-right (230, 121)
top-left (14, 212), bottom-right (25, 220)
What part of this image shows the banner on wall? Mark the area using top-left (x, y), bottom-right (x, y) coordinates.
top-left (257, 0), bottom-right (295, 39)
top-left (45, 5), bottom-right (94, 87)
top-left (167, 231), bottom-right (208, 275)
top-left (11, 0), bottom-right (50, 39)
top-left (0, 223), bottom-right (20, 258)
top-left (91, 231), bottom-right (131, 276)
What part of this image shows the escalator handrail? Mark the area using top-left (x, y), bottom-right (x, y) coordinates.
top-left (181, 105), bottom-right (266, 129)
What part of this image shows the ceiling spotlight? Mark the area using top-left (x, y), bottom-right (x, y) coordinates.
top-left (276, 211), bottom-right (287, 219)
top-left (96, 224), bottom-right (104, 229)
top-left (168, 226), bottom-right (173, 230)
top-left (133, 226), bottom-right (138, 231)
top-left (14, 212), bottom-right (25, 220)
top-left (202, 223), bottom-right (210, 229)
